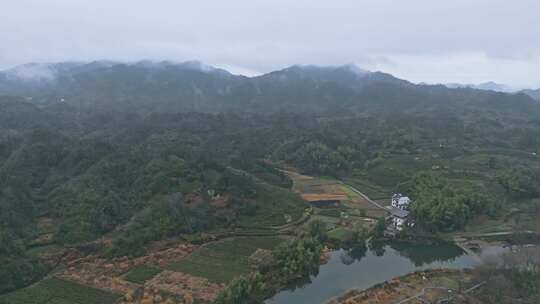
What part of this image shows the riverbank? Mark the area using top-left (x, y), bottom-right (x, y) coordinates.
top-left (326, 269), bottom-right (476, 304)
top-left (265, 241), bottom-right (479, 304)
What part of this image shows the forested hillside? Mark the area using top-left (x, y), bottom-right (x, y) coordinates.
top-left (1, 61), bottom-right (540, 294)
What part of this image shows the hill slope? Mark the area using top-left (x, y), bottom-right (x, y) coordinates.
top-left (2, 61), bottom-right (540, 295)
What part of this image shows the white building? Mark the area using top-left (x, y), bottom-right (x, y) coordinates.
top-left (391, 193), bottom-right (412, 210)
top-left (390, 193), bottom-right (414, 231)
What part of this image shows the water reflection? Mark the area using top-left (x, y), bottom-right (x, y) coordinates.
top-left (340, 244), bottom-right (368, 265)
top-left (266, 241), bottom-right (478, 304)
top-left (388, 241), bottom-right (465, 267)
top-left (368, 240), bottom-right (386, 257)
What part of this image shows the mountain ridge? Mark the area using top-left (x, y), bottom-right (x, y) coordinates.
top-left (521, 88), bottom-right (540, 101)
top-left (0, 60), bottom-right (537, 117)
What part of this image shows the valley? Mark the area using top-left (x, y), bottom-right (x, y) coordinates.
top-left (3, 163), bottom-right (538, 304)
top-left (1, 61), bottom-right (540, 303)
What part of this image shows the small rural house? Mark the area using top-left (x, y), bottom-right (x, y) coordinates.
top-left (390, 193), bottom-right (414, 231)
top-left (390, 208), bottom-right (409, 231)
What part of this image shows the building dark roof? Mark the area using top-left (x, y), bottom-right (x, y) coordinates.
top-left (389, 207), bottom-right (409, 218)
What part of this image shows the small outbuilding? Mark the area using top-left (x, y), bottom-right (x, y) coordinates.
top-left (301, 194), bottom-right (347, 209)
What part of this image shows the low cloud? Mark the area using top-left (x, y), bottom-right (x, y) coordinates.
top-left (7, 63), bottom-right (57, 81)
top-left (362, 51), bottom-right (540, 89)
top-left (2, 0), bottom-right (540, 87)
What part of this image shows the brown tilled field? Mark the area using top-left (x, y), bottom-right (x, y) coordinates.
top-left (301, 193), bottom-right (349, 201)
top-left (54, 242), bottom-right (223, 304)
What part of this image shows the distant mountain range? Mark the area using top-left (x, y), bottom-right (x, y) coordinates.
top-left (0, 60), bottom-right (538, 115)
top-left (445, 81), bottom-right (515, 93)
top-left (260, 64), bottom-right (409, 90)
top-left (442, 81), bottom-right (540, 101)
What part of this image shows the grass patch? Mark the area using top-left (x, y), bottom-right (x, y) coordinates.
top-left (312, 215), bottom-right (341, 224)
top-left (432, 276), bottom-right (461, 290)
top-left (341, 185), bottom-right (361, 199)
top-left (328, 227), bottom-right (353, 242)
top-left (123, 265), bottom-right (162, 284)
top-left (237, 184), bottom-right (307, 228)
top-left (317, 208), bottom-right (342, 218)
top-left (292, 176), bottom-right (337, 191)
top-left (168, 237), bottom-right (283, 283)
top-left (463, 216), bottom-right (513, 234)
top-left (0, 278), bottom-right (120, 304)
top-left (26, 245), bottom-right (63, 258)
top-left (345, 175), bottom-right (389, 199)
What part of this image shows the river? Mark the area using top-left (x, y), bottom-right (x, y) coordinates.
top-left (266, 241), bottom-right (505, 304)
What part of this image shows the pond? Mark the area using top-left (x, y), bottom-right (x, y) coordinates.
top-left (266, 241), bottom-right (505, 304)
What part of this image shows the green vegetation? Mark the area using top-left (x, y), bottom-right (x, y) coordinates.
top-left (285, 141), bottom-right (350, 175)
top-left (327, 227), bottom-right (351, 242)
top-left (0, 278), bottom-right (120, 304)
top-left (168, 237), bottom-right (283, 283)
top-left (340, 185), bottom-right (361, 200)
top-left (0, 256), bottom-right (47, 295)
top-left (307, 219), bottom-right (328, 242)
top-left (106, 170), bottom-right (303, 257)
top-left (473, 247), bottom-right (540, 303)
top-left (317, 208), bottom-right (342, 218)
top-left (214, 237), bottom-right (323, 304)
top-left (236, 184), bottom-right (306, 228)
top-left (498, 167), bottom-right (540, 198)
top-left (262, 238), bottom-right (323, 285)
top-left (407, 172), bottom-right (499, 232)
top-left (123, 265), bottom-right (162, 284)
top-left (2, 62), bottom-right (540, 293)
top-left (213, 273), bottom-right (266, 304)
top-left (372, 217), bottom-right (386, 239)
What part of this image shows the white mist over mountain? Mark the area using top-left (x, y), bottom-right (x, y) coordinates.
top-left (445, 81), bottom-right (517, 93)
top-left (6, 63), bottom-right (58, 81)
top-left (1, 1), bottom-right (539, 87)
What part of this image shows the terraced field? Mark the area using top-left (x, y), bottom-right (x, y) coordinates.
top-left (123, 265), bottom-right (163, 284)
top-left (167, 237), bottom-right (284, 283)
top-left (236, 184), bottom-right (307, 228)
top-left (0, 278), bottom-right (121, 304)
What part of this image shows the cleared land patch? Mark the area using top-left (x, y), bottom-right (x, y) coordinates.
top-left (301, 193), bottom-right (348, 201)
top-left (284, 169), bottom-right (387, 234)
top-left (236, 184), bottom-right (307, 228)
top-left (123, 265), bottom-right (162, 284)
top-left (167, 237), bottom-right (283, 283)
top-left (144, 270), bottom-right (223, 303)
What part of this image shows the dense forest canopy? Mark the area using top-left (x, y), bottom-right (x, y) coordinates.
top-left (1, 61), bottom-right (540, 293)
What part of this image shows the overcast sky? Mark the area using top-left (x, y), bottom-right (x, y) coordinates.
top-left (2, 0), bottom-right (540, 88)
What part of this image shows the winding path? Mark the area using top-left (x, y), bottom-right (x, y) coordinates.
top-left (341, 182), bottom-right (389, 212)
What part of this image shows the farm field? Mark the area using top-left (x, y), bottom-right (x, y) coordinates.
top-left (123, 265), bottom-right (163, 284)
top-left (167, 237), bottom-right (284, 283)
top-left (0, 278), bottom-right (121, 304)
top-left (283, 168), bottom-right (388, 235)
top-left (236, 184), bottom-right (307, 228)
